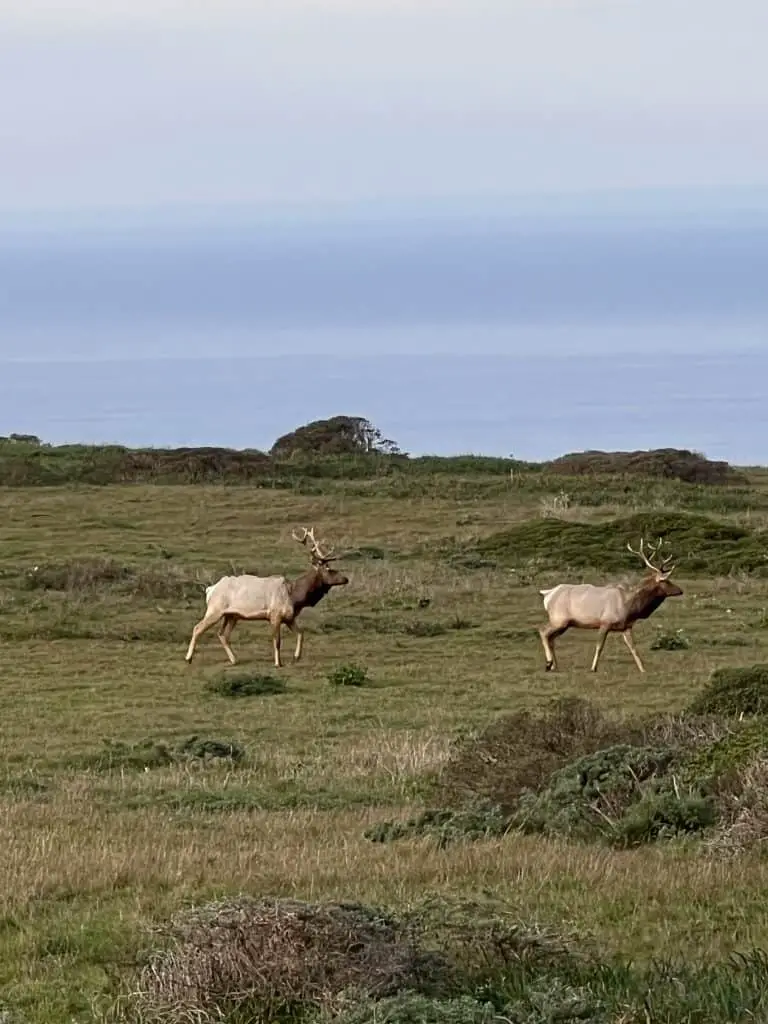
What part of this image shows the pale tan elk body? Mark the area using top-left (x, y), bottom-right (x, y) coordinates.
top-left (184, 528), bottom-right (349, 667)
top-left (538, 538), bottom-right (683, 673)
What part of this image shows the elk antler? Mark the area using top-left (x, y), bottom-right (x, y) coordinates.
top-left (292, 526), bottom-right (337, 563)
top-left (626, 537), bottom-right (675, 577)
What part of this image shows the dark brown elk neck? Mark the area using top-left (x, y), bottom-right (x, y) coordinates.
top-left (289, 568), bottom-right (331, 613)
top-left (624, 579), bottom-right (668, 623)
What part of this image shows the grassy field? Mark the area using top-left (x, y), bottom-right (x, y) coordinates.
top-left (2, 454), bottom-right (768, 1022)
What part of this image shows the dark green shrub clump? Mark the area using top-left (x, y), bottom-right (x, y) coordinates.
top-left (206, 672), bottom-right (287, 698)
top-left (678, 718), bottom-right (768, 788)
top-left (468, 511), bottom-right (768, 577)
top-left (71, 735), bottom-right (245, 772)
top-left (366, 803), bottom-right (512, 849)
top-left (176, 736), bottom-right (246, 763)
top-left (650, 629), bottom-right (690, 651)
top-left (312, 993), bottom-right (505, 1023)
top-left (688, 665), bottom-right (768, 717)
top-left (402, 620), bottom-right (448, 638)
top-left (512, 744), bottom-right (714, 847)
top-left (546, 448), bottom-right (743, 485)
top-left (328, 663), bottom-right (369, 687)
top-left (368, 696), bottom-right (764, 852)
top-left (436, 696), bottom-right (646, 813)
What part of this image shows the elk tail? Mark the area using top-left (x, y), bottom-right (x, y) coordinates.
top-left (539, 585), bottom-right (561, 610)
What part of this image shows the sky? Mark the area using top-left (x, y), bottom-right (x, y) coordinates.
top-left (1, 0), bottom-right (767, 374)
top-left (1, 0), bottom-right (767, 219)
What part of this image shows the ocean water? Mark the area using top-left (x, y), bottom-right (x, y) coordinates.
top-left (0, 349), bottom-right (765, 465)
top-left (1, 209), bottom-right (766, 463)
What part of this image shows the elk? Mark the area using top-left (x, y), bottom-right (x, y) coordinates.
top-left (184, 527), bottom-right (349, 668)
top-left (537, 537), bottom-right (683, 673)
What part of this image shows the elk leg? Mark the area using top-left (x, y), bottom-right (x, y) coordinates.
top-left (539, 625), bottom-right (567, 671)
top-left (621, 629), bottom-right (645, 673)
top-left (286, 620), bottom-right (303, 661)
top-left (590, 627), bottom-right (610, 672)
top-left (271, 618), bottom-right (283, 668)
top-left (217, 614), bottom-right (238, 665)
top-left (185, 610), bottom-right (222, 663)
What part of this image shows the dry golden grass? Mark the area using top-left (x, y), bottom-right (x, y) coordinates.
top-left (1, 480), bottom-right (768, 1020)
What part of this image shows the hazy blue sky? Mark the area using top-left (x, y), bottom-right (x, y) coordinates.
top-left (1, 0), bottom-right (766, 376)
top-left (2, 0), bottom-right (767, 218)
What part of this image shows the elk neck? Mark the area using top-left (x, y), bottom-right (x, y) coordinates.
top-left (289, 567), bottom-right (331, 613)
top-left (624, 577), bottom-right (669, 623)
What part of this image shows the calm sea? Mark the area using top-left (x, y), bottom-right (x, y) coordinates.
top-left (0, 350), bottom-right (765, 465)
top-left (1, 210), bottom-right (766, 464)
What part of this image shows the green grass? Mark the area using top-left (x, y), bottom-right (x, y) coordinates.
top-left (1, 460), bottom-right (768, 1020)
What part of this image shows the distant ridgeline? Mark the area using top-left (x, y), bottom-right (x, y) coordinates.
top-left (0, 417), bottom-right (747, 487)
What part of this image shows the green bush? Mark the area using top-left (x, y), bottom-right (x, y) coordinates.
top-left (176, 737), bottom-right (246, 763)
top-left (436, 696), bottom-right (647, 813)
top-left (206, 672), bottom-right (287, 698)
top-left (328, 663), bottom-right (369, 687)
top-left (311, 992), bottom-right (504, 1023)
top-left (69, 735), bottom-right (246, 772)
top-left (365, 803), bottom-right (512, 849)
top-left (650, 629), bottom-right (690, 651)
top-left (468, 511), bottom-right (768, 577)
top-left (688, 665), bottom-right (768, 717)
top-left (618, 790), bottom-right (716, 846)
top-left (546, 448), bottom-right (743, 485)
top-left (402, 620), bottom-right (448, 637)
top-left (512, 744), bottom-right (683, 844)
top-left (678, 718), bottom-right (768, 788)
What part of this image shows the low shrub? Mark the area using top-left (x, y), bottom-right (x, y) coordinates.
top-left (408, 699), bottom-right (747, 851)
top-left (618, 790), bottom-right (717, 846)
top-left (402, 620), bottom-right (448, 637)
top-left (435, 696), bottom-right (646, 812)
top-left (311, 992), bottom-right (505, 1023)
top-left (366, 803), bottom-right (512, 849)
top-left (545, 447), bottom-right (743, 485)
top-left (176, 736), bottom-right (246, 763)
top-left (468, 511), bottom-right (768, 577)
top-left (510, 744), bottom-right (713, 847)
top-left (328, 663), bottom-right (369, 687)
top-left (448, 615), bottom-right (474, 630)
top-left (128, 897), bottom-right (454, 1022)
top-left (677, 717), bottom-right (768, 790)
top-left (70, 735), bottom-right (245, 772)
top-left (650, 629), bottom-right (690, 651)
top-left (688, 664), bottom-right (768, 716)
top-left (707, 757), bottom-right (768, 857)
top-left (119, 893), bottom-right (768, 1023)
top-left (205, 672), bottom-right (287, 698)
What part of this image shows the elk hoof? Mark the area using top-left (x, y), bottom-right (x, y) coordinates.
top-left (545, 661), bottom-right (554, 672)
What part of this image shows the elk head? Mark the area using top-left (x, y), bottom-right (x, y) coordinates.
top-left (626, 537), bottom-right (683, 597)
top-left (292, 526), bottom-right (349, 587)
